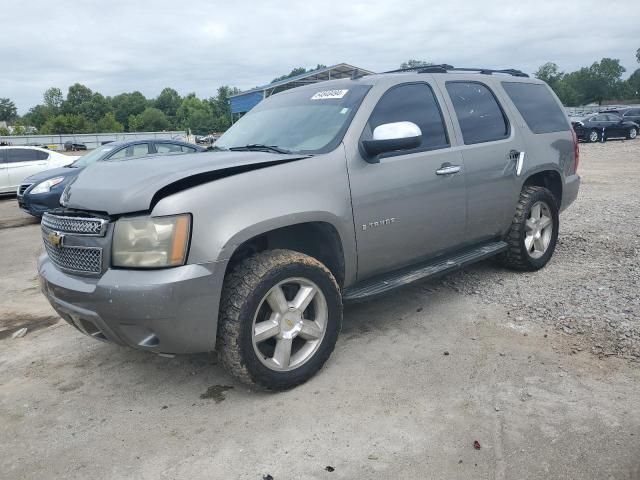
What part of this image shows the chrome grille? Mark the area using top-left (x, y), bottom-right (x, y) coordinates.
top-left (42, 213), bottom-right (107, 236)
top-left (18, 183), bottom-right (33, 197)
top-left (43, 233), bottom-right (102, 274)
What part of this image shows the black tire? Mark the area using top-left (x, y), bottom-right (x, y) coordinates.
top-left (497, 186), bottom-right (559, 271)
top-left (217, 249), bottom-right (342, 391)
top-left (627, 127), bottom-right (638, 140)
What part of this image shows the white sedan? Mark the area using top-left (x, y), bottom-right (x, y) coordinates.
top-left (0, 146), bottom-right (79, 194)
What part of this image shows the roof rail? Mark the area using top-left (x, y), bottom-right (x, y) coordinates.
top-left (383, 64), bottom-right (529, 78)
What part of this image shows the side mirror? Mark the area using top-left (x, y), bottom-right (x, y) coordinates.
top-left (362, 121), bottom-right (422, 161)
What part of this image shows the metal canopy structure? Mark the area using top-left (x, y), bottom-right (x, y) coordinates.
top-left (229, 63), bottom-right (375, 115)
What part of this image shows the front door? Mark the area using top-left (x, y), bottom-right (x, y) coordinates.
top-left (347, 82), bottom-right (467, 279)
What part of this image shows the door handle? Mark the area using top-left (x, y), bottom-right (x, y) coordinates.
top-left (435, 164), bottom-right (461, 175)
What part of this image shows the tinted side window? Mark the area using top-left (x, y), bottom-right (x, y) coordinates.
top-left (6, 149), bottom-right (40, 163)
top-left (593, 115), bottom-right (608, 122)
top-left (181, 145), bottom-right (196, 153)
top-left (131, 143), bottom-right (150, 158)
top-left (36, 150), bottom-right (49, 160)
top-left (156, 143), bottom-right (182, 154)
top-left (502, 82), bottom-right (569, 134)
top-left (367, 83), bottom-right (449, 152)
top-left (446, 82), bottom-right (509, 144)
top-left (108, 147), bottom-right (128, 160)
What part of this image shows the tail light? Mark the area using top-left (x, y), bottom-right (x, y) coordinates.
top-left (571, 129), bottom-right (580, 173)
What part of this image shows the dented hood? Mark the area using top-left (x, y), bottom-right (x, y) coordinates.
top-left (62, 151), bottom-right (307, 215)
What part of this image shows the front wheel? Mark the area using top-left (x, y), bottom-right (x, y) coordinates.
top-left (588, 129), bottom-right (600, 143)
top-left (627, 127), bottom-right (638, 140)
top-left (217, 249), bottom-right (342, 390)
top-left (498, 186), bottom-right (559, 271)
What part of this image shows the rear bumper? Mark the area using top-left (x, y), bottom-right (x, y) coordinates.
top-left (561, 174), bottom-right (580, 212)
top-left (38, 253), bottom-right (226, 354)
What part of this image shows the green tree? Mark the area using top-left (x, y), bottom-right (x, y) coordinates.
top-left (208, 85), bottom-right (241, 131)
top-left (95, 112), bottom-right (124, 132)
top-left (155, 88), bottom-right (182, 121)
top-left (271, 64), bottom-right (327, 83)
top-left (535, 62), bottom-right (564, 87)
top-left (43, 87), bottom-right (64, 111)
top-left (0, 98), bottom-right (17, 122)
top-left (63, 83), bottom-right (93, 115)
top-left (41, 113), bottom-right (93, 134)
top-left (177, 94), bottom-right (214, 135)
top-left (22, 104), bottom-right (50, 130)
top-left (111, 91), bottom-right (148, 130)
top-left (129, 107), bottom-right (170, 131)
top-left (0, 127), bottom-right (9, 136)
top-left (636, 48), bottom-right (640, 63)
top-left (399, 59), bottom-right (433, 69)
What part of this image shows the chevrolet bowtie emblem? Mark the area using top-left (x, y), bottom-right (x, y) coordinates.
top-left (48, 231), bottom-right (64, 248)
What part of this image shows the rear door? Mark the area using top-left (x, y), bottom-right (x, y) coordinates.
top-left (7, 148), bottom-right (48, 189)
top-left (348, 82), bottom-right (467, 278)
top-left (437, 79), bottom-right (527, 243)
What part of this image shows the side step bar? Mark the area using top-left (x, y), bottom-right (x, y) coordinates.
top-left (342, 240), bottom-right (508, 302)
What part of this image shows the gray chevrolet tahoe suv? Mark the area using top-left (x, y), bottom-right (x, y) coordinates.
top-left (38, 65), bottom-right (580, 390)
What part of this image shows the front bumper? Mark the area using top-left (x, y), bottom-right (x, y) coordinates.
top-left (38, 253), bottom-right (226, 354)
top-left (18, 190), bottom-right (62, 217)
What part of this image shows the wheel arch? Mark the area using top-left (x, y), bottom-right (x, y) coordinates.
top-left (222, 219), bottom-right (348, 289)
top-left (523, 169), bottom-right (563, 208)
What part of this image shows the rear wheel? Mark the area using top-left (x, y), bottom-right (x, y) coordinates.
top-left (627, 127), bottom-right (637, 140)
top-left (498, 186), bottom-right (559, 271)
top-left (217, 249), bottom-right (342, 390)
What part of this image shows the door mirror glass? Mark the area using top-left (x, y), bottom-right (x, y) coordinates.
top-left (362, 121), bottom-right (422, 159)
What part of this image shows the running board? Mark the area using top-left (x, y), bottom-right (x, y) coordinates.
top-left (342, 240), bottom-right (508, 302)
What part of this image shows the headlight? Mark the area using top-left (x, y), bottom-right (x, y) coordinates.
top-left (30, 177), bottom-right (65, 194)
top-left (112, 214), bottom-right (191, 268)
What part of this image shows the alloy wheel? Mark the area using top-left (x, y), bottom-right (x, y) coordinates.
top-left (251, 277), bottom-right (328, 371)
top-left (524, 201), bottom-right (553, 259)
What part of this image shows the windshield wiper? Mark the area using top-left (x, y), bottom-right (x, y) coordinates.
top-left (228, 144), bottom-right (292, 154)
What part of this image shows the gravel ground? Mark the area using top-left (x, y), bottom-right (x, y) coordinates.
top-left (442, 139), bottom-right (640, 360)
top-left (1, 139), bottom-right (639, 479)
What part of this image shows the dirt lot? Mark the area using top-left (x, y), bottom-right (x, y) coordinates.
top-left (1, 141), bottom-right (639, 480)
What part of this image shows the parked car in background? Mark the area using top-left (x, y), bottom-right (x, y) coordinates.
top-left (64, 141), bottom-right (87, 151)
top-left (602, 107), bottom-right (640, 125)
top-left (1, 146), bottom-right (78, 194)
top-left (572, 113), bottom-right (639, 142)
top-left (18, 139), bottom-right (205, 217)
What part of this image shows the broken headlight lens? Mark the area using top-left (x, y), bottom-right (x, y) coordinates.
top-left (112, 214), bottom-right (191, 268)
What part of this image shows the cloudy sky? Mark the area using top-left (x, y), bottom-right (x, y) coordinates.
top-left (3, 0), bottom-right (638, 113)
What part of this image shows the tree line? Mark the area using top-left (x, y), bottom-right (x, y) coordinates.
top-left (402, 50), bottom-right (639, 107)
top-left (1, 51), bottom-right (639, 136)
top-left (0, 85), bottom-right (240, 136)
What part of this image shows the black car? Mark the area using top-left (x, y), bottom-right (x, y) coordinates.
top-left (18, 139), bottom-right (205, 217)
top-left (603, 107), bottom-right (640, 126)
top-left (572, 113), bottom-right (639, 142)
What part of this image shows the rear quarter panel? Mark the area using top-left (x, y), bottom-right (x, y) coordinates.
top-left (493, 79), bottom-right (575, 211)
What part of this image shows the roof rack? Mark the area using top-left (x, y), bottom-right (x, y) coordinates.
top-left (383, 64), bottom-right (529, 78)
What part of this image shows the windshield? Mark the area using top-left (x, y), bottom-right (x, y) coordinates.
top-left (216, 84), bottom-right (371, 154)
top-left (70, 144), bottom-right (117, 167)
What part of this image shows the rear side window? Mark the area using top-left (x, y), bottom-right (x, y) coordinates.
top-left (6, 148), bottom-right (40, 163)
top-left (446, 82), bottom-right (509, 144)
top-left (502, 82), bottom-right (569, 134)
top-left (367, 83), bottom-right (449, 152)
top-left (155, 143), bottom-right (182, 154)
top-left (36, 150), bottom-right (49, 160)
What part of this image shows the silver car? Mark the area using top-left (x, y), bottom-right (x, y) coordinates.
top-left (38, 66), bottom-right (580, 390)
